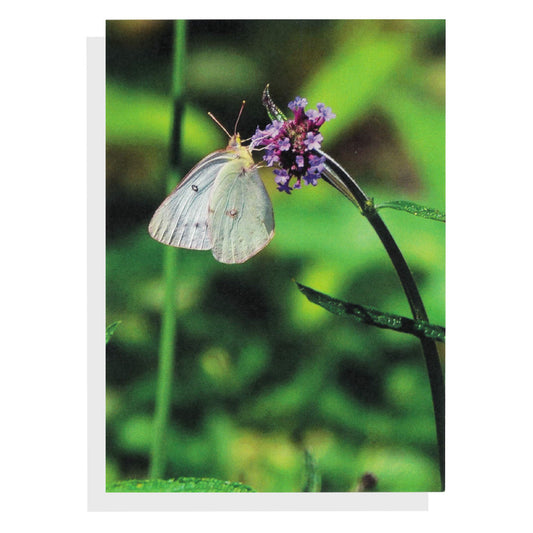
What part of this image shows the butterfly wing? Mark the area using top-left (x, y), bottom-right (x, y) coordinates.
top-left (148, 150), bottom-right (236, 250)
top-left (208, 152), bottom-right (275, 264)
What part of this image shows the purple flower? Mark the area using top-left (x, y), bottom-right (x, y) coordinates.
top-left (308, 154), bottom-right (325, 174)
top-left (250, 126), bottom-right (266, 149)
top-left (265, 120), bottom-right (284, 136)
top-left (264, 150), bottom-right (280, 166)
top-left (304, 132), bottom-right (323, 151)
top-left (303, 154), bottom-right (325, 186)
top-left (251, 95), bottom-right (335, 194)
top-left (274, 168), bottom-right (293, 193)
top-left (277, 181), bottom-right (292, 194)
top-left (288, 96), bottom-right (308, 111)
top-left (317, 103), bottom-right (336, 121)
top-left (303, 173), bottom-right (319, 186)
top-left (273, 168), bottom-right (290, 185)
top-left (278, 137), bottom-right (291, 151)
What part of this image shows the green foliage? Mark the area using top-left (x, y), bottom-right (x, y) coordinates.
top-left (302, 450), bottom-right (321, 492)
top-left (107, 477), bottom-right (254, 492)
top-left (262, 84), bottom-right (288, 122)
top-left (304, 36), bottom-right (411, 144)
top-left (106, 321), bottom-right (121, 344)
top-left (106, 82), bottom-right (223, 161)
top-left (296, 282), bottom-right (445, 343)
top-left (375, 200), bottom-right (445, 222)
top-left (106, 19), bottom-right (445, 493)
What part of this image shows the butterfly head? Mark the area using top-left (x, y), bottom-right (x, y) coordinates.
top-left (227, 133), bottom-right (242, 149)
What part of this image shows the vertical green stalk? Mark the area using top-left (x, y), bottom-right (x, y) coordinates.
top-left (149, 20), bottom-right (187, 480)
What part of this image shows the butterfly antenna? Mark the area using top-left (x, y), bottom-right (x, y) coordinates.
top-left (208, 112), bottom-right (231, 138)
top-left (234, 100), bottom-right (246, 136)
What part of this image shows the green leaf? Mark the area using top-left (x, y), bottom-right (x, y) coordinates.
top-left (375, 200), bottom-right (445, 222)
top-left (262, 84), bottom-right (287, 122)
top-left (107, 477), bottom-right (255, 493)
top-left (106, 321), bottom-right (121, 344)
top-left (296, 282), bottom-right (445, 343)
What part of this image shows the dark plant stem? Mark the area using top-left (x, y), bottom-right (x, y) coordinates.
top-left (318, 149), bottom-right (445, 490)
top-left (149, 20), bottom-right (187, 480)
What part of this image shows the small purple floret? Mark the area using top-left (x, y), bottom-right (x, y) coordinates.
top-left (288, 96), bottom-right (308, 111)
top-left (273, 168), bottom-right (290, 184)
top-left (317, 103), bottom-right (336, 121)
top-left (264, 150), bottom-right (280, 166)
top-left (266, 120), bottom-right (284, 136)
top-left (303, 173), bottom-right (319, 186)
top-left (308, 154), bottom-right (326, 175)
top-left (304, 132), bottom-right (323, 151)
top-left (278, 137), bottom-right (291, 151)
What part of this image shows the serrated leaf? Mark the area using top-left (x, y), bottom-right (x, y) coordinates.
top-left (375, 200), bottom-right (445, 222)
top-left (296, 282), bottom-right (444, 343)
top-left (106, 321), bottom-right (121, 344)
top-left (107, 477), bottom-right (255, 493)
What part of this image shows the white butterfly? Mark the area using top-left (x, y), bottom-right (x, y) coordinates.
top-left (148, 105), bottom-right (274, 264)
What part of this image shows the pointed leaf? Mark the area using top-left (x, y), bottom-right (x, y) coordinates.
top-left (296, 282), bottom-right (445, 343)
top-left (106, 321), bottom-right (121, 344)
top-left (107, 477), bottom-right (255, 493)
top-left (262, 84), bottom-right (287, 122)
top-left (375, 200), bottom-right (445, 222)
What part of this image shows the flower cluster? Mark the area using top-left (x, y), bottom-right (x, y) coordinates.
top-left (251, 97), bottom-right (336, 193)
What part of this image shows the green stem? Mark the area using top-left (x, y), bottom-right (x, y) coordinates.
top-left (319, 150), bottom-right (445, 490)
top-left (149, 20), bottom-right (187, 480)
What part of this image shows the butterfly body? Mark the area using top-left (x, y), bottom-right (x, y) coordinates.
top-left (149, 134), bottom-right (274, 264)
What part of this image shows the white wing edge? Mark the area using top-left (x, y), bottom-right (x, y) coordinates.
top-left (148, 150), bottom-right (236, 250)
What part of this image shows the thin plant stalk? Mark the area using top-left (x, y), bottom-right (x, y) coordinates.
top-left (149, 20), bottom-right (187, 480)
top-left (260, 86), bottom-right (444, 489)
top-left (320, 150), bottom-right (445, 490)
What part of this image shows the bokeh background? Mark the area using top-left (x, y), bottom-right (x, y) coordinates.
top-left (106, 19), bottom-right (445, 492)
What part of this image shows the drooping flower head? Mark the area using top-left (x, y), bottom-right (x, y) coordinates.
top-left (251, 96), bottom-right (336, 193)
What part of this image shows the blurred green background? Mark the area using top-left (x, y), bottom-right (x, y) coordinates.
top-left (106, 19), bottom-right (445, 492)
